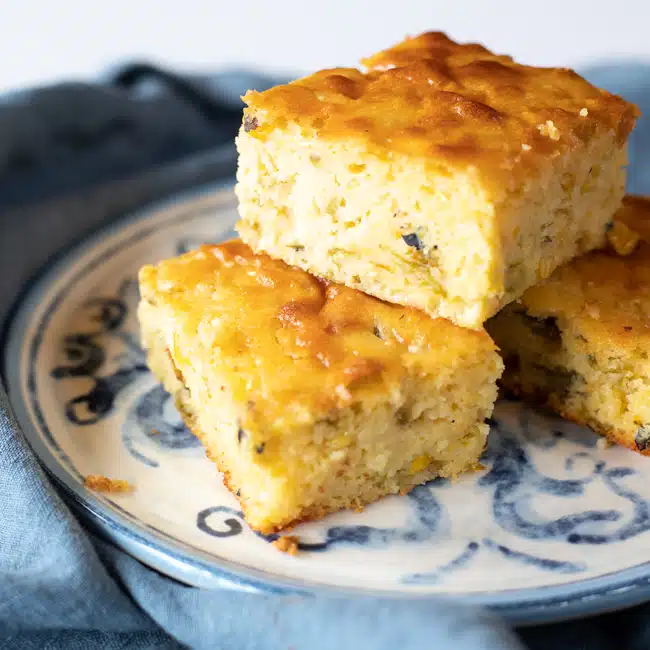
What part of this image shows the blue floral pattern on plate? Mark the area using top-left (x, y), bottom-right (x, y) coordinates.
top-left (6, 185), bottom-right (650, 624)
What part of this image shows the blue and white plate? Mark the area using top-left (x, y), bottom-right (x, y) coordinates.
top-left (5, 184), bottom-right (650, 625)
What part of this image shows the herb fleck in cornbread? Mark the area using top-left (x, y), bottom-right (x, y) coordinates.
top-left (487, 196), bottom-right (650, 455)
top-left (236, 31), bottom-right (638, 329)
top-left (138, 240), bottom-right (502, 533)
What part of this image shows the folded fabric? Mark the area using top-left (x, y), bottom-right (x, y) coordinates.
top-left (1, 62), bottom-right (649, 650)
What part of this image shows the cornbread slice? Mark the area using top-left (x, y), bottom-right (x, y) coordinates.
top-left (236, 31), bottom-right (638, 329)
top-left (138, 240), bottom-right (503, 533)
top-left (487, 196), bottom-right (650, 455)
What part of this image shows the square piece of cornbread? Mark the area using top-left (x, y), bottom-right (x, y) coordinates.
top-left (487, 196), bottom-right (650, 455)
top-left (138, 240), bottom-right (503, 533)
top-left (236, 31), bottom-right (638, 329)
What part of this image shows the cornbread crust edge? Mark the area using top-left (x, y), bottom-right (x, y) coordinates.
top-left (487, 196), bottom-right (650, 455)
top-left (236, 31), bottom-right (638, 329)
top-left (138, 241), bottom-right (503, 533)
top-left (498, 360), bottom-right (650, 458)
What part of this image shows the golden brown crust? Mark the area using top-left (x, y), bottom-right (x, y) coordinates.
top-left (139, 239), bottom-right (495, 435)
top-left (242, 31), bottom-right (638, 192)
top-left (601, 424), bottom-right (650, 456)
top-left (501, 375), bottom-right (650, 458)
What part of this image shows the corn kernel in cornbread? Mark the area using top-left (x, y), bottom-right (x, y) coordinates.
top-left (487, 196), bottom-right (650, 455)
top-left (138, 240), bottom-right (503, 533)
top-left (236, 31), bottom-right (638, 329)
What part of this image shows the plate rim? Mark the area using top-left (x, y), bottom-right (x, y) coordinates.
top-left (4, 181), bottom-right (650, 626)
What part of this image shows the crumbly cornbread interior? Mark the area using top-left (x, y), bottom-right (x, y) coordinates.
top-left (138, 240), bottom-right (502, 532)
top-left (236, 31), bottom-right (637, 328)
top-left (487, 196), bottom-right (650, 455)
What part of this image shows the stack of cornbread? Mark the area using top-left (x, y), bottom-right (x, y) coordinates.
top-left (138, 32), bottom-right (643, 534)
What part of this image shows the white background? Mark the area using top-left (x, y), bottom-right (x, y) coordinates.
top-left (1, 0), bottom-right (649, 93)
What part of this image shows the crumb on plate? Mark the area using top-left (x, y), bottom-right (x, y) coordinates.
top-left (272, 535), bottom-right (300, 555)
top-left (84, 474), bottom-right (133, 493)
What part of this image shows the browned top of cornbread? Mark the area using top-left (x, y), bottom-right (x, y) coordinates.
top-left (139, 240), bottom-right (496, 430)
top-left (242, 32), bottom-right (638, 189)
top-left (519, 196), bottom-right (650, 352)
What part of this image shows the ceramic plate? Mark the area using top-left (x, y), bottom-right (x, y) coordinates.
top-left (5, 184), bottom-right (650, 625)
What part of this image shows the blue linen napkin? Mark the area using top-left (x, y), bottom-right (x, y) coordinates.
top-left (0, 62), bottom-right (649, 650)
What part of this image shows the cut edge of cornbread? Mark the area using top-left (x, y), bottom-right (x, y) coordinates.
top-left (137, 243), bottom-right (503, 533)
top-left (237, 126), bottom-right (627, 329)
top-left (487, 196), bottom-right (650, 455)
